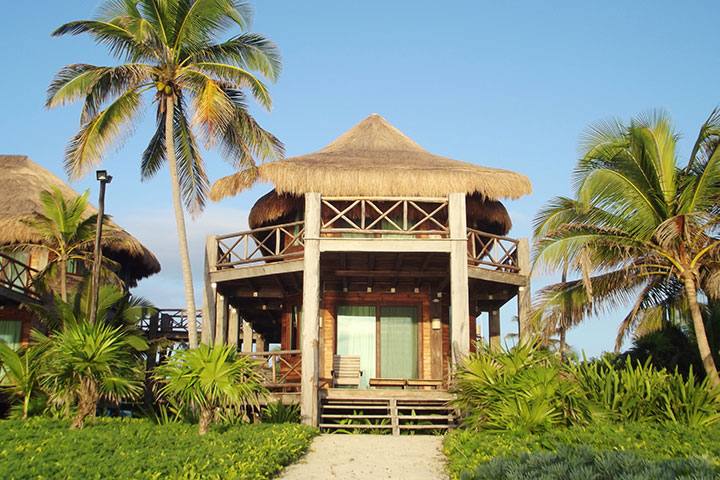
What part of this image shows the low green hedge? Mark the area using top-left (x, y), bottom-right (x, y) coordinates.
top-left (0, 418), bottom-right (317, 479)
top-left (444, 422), bottom-right (720, 479)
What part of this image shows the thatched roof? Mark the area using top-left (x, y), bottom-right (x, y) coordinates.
top-left (0, 155), bottom-right (161, 283)
top-left (210, 114), bottom-right (532, 201)
top-left (249, 189), bottom-right (513, 236)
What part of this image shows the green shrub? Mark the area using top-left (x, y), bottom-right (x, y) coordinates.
top-left (444, 422), bottom-right (720, 479)
top-left (261, 400), bottom-right (300, 424)
top-left (452, 342), bottom-right (593, 433)
top-left (464, 445), bottom-right (715, 480)
top-left (0, 418), bottom-right (317, 479)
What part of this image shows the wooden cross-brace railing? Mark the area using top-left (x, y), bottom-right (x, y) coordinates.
top-left (216, 221), bottom-right (305, 268)
top-left (467, 228), bottom-right (520, 272)
top-left (320, 197), bottom-right (449, 236)
top-left (0, 253), bottom-right (39, 299)
top-left (242, 350), bottom-right (302, 392)
top-left (138, 309), bottom-right (203, 338)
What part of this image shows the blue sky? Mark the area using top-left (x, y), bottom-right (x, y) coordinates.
top-left (2, 1), bottom-right (719, 356)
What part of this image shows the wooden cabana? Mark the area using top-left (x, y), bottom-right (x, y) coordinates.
top-left (0, 155), bottom-right (161, 347)
top-left (203, 114), bottom-right (532, 431)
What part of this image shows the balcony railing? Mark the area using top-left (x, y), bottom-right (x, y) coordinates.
top-left (242, 350), bottom-right (301, 393)
top-left (467, 228), bottom-right (519, 272)
top-left (137, 309), bottom-right (203, 338)
top-left (320, 196), bottom-right (449, 237)
top-left (216, 221), bottom-right (305, 269)
top-left (0, 253), bottom-right (39, 299)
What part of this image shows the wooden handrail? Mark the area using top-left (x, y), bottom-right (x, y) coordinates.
top-left (0, 253), bottom-right (39, 299)
top-left (466, 228), bottom-right (520, 272)
top-left (216, 221), bottom-right (305, 269)
top-left (241, 350), bottom-right (302, 391)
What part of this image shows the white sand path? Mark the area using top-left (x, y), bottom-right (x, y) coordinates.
top-left (277, 434), bottom-right (448, 480)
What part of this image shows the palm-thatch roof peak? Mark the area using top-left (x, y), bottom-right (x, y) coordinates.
top-left (210, 114), bottom-right (532, 201)
top-left (0, 155), bottom-right (160, 284)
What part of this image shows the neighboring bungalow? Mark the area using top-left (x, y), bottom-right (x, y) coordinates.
top-left (0, 155), bottom-right (161, 348)
top-left (202, 114), bottom-right (533, 432)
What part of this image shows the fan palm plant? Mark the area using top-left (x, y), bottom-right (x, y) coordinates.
top-left (533, 110), bottom-right (720, 386)
top-left (47, 0), bottom-right (284, 348)
top-left (153, 343), bottom-right (266, 434)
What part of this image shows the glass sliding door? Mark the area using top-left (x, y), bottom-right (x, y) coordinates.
top-left (336, 306), bottom-right (376, 388)
top-left (380, 306), bottom-right (418, 379)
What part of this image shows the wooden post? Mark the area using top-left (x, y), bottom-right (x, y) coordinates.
top-left (489, 309), bottom-right (501, 350)
top-left (201, 235), bottom-right (218, 346)
top-left (301, 192), bottom-right (321, 426)
top-left (517, 238), bottom-right (531, 343)
top-left (242, 319), bottom-right (253, 353)
top-left (215, 294), bottom-right (228, 345)
top-left (449, 193), bottom-right (470, 367)
top-left (256, 334), bottom-right (265, 353)
top-left (228, 308), bottom-right (239, 346)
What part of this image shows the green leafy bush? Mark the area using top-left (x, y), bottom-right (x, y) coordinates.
top-left (0, 418), bottom-right (317, 479)
top-left (444, 422), bottom-right (720, 479)
top-left (261, 400), bottom-right (300, 424)
top-left (464, 445), bottom-right (715, 480)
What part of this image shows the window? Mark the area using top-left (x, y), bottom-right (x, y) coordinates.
top-left (0, 320), bottom-right (22, 351)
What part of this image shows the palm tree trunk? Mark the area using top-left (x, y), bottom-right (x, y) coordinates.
top-left (164, 95), bottom-right (199, 349)
top-left (70, 378), bottom-right (98, 429)
top-left (22, 394), bottom-right (29, 421)
top-left (198, 406), bottom-right (213, 435)
top-left (59, 256), bottom-right (67, 302)
top-left (682, 273), bottom-right (720, 387)
top-left (559, 327), bottom-right (567, 363)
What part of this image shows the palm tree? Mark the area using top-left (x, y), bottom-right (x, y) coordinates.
top-left (153, 343), bottom-right (266, 434)
top-left (9, 187), bottom-right (114, 302)
top-left (533, 110), bottom-right (720, 386)
top-left (47, 0), bottom-right (284, 348)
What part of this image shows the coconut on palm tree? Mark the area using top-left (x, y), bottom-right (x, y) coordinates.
top-left (533, 110), bottom-right (720, 386)
top-left (47, 0), bottom-right (284, 348)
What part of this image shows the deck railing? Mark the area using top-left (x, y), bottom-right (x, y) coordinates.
top-left (320, 196), bottom-right (449, 237)
top-left (216, 221), bottom-right (305, 269)
top-left (0, 252), bottom-right (39, 299)
top-left (138, 309), bottom-right (203, 338)
top-left (242, 350), bottom-right (301, 392)
top-left (467, 228), bottom-right (519, 272)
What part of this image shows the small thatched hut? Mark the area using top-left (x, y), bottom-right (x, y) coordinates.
top-left (203, 115), bottom-right (533, 429)
top-left (0, 155), bottom-right (161, 286)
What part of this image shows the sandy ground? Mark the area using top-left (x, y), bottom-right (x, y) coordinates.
top-left (277, 434), bottom-right (448, 480)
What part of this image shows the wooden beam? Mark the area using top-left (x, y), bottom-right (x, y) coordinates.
top-left (467, 266), bottom-right (526, 286)
top-left (242, 319), bottom-right (253, 353)
top-left (214, 293), bottom-right (228, 345)
top-left (301, 193), bottom-right (321, 426)
top-left (489, 309), bottom-right (501, 351)
top-left (201, 235), bottom-right (218, 346)
top-left (209, 259), bottom-right (304, 283)
top-left (449, 193), bottom-right (470, 367)
top-left (517, 238), bottom-right (531, 343)
top-left (327, 270), bottom-right (445, 278)
top-left (318, 238), bottom-right (452, 253)
top-left (227, 307), bottom-right (239, 346)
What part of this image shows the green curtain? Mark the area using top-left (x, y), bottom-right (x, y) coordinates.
top-left (4, 252), bottom-right (28, 293)
top-left (337, 306), bottom-right (376, 388)
top-left (380, 306), bottom-right (418, 379)
top-left (0, 320), bottom-right (22, 350)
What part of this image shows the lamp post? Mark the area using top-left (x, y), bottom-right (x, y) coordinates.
top-left (88, 170), bottom-right (112, 324)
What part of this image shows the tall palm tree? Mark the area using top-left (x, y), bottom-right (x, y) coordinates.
top-left (533, 110), bottom-right (720, 386)
top-left (47, 0), bottom-right (284, 348)
top-left (8, 187), bottom-right (114, 302)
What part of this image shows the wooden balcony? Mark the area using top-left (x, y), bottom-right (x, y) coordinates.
top-left (0, 252), bottom-right (40, 303)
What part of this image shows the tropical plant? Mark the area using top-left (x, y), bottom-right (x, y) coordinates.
top-left (0, 342), bottom-right (44, 420)
top-left (452, 342), bottom-right (593, 433)
top-left (261, 399), bottom-right (300, 424)
top-left (5, 187), bottom-right (116, 301)
top-left (37, 319), bottom-right (144, 429)
top-left (533, 110), bottom-right (720, 386)
top-left (153, 343), bottom-right (267, 434)
top-left (47, 0), bottom-right (284, 348)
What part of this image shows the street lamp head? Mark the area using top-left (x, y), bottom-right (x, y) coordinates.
top-left (96, 170), bottom-right (113, 183)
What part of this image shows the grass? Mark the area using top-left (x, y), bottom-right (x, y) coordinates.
top-left (444, 422), bottom-right (720, 479)
top-left (0, 418), bottom-right (317, 479)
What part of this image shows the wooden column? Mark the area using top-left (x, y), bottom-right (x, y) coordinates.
top-left (489, 309), bottom-right (501, 350)
top-left (255, 334), bottom-right (265, 352)
top-left (301, 192), bottom-right (321, 426)
top-left (242, 319), bottom-right (253, 353)
top-left (228, 308), bottom-right (239, 346)
top-left (517, 238), bottom-right (531, 343)
top-left (449, 193), bottom-right (470, 366)
top-left (200, 235), bottom-right (218, 346)
top-left (214, 294), bottom-right (228, 345)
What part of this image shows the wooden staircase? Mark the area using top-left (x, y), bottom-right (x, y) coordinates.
top-left (319, 389), bottom-right (457, 435)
